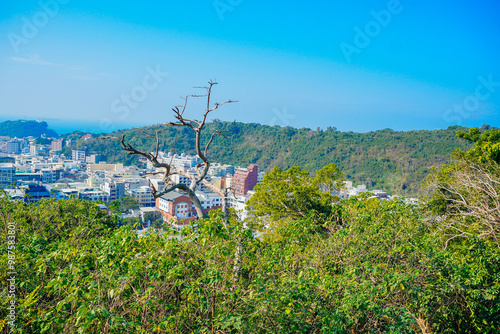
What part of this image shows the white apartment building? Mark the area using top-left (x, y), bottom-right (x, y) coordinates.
top-left (30, 144), bottom-right (38, 156)
top-left (170, 172), bottom-right (210, 192)
top-left (6, 140), bottom-right (21, 154)
top-left (87, 162), bottom-right (124, 173)
top-left (85, 154), bottom-right (102, 164)
top-left (257, 171), bottom-right (266, 183)
top-left (148, 178), bottom-right (166, 191)
top-left (72, 149), bottom-right (86, 162)
top-left (339, 181), bottom-right (367, 199)
top-left (123, 177), bottom-right (150, 191)
top-left (197, 191), bottom-right (223, 210)
top-left (0, 163), bottom-right (15, 188)
top-left (129, 186), bottom-right (155, 207)
top-left (208, 163), bottom-right (234, 177)
top-left (227, 190), bottom-right (255, 220)
top-left (80, 190), bottom-right (109, 202)
top-left (87, 174), bottom-right (106, 187)
top-left (102, 179), bottom-right (125, 202)
top-left (40, 168), bottom-right (62, 183)
top-left (152, 152), bottom-right (203, 170)
top-left (51, 138), bottom-right (64, 151)
top-left (170, 174), bottom-right (191, 187)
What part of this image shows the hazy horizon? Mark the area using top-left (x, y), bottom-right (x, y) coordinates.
top-left (1, 116), bottom-right (492, 137)
top-left (1, 1), bottom-right (499, 132)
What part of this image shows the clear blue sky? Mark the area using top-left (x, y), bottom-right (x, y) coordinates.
top-left (1, 0), bottom-right (499, 133)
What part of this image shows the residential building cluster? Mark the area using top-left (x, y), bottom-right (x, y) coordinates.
top-left (1, 133), bottom-right (408, 230)
top-left (0, 134), bottom-right (265, 230)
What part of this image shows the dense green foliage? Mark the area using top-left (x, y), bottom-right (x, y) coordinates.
top-left (456, 126), bottom-right (500, 164)
top-left (77, 122), bottom-right (474, 196)
top-left (119, 216), bottom-right (142, 228)
top-left (109, 197), bottom-right (140, 214)
top-left (246, 164), bottom-right (341, 232)
top-left (424, 127), bottom-right (500, 247)
top-left (2, 126), bottom-right (499, 333)
top-left (2, 195), bottom-right (500, 333)
top-left (0, 120), bottom-right (58, 138)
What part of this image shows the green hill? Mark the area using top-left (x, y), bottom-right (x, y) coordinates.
top-left (0, 119), bottom-right (58, 138)
top-left (72, 121), bottom-right (474, 196)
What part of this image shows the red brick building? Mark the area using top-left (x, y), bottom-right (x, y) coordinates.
top-left (232, 164), bottom-right (258, 196)
top-left (156, 191), bottom-right (222, 229)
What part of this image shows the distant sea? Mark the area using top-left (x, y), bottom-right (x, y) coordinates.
top-left (0, 116), bottom-right (151, 135)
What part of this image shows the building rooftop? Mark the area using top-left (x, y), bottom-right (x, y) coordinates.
top-left (159, 191), bottom-right (185, 201)
top-left (140, 207), bottom-right (157, 212)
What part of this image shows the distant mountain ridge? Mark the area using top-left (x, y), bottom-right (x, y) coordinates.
top-left (0, 120), bottom-right (58, 138)
top-left (67, 121), bottom-right (475, 196)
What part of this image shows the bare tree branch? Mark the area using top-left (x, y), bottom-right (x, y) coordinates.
top-left (205, 130), bottom-right (228, 158)
top-left (100, 80), bottom-right (237, 222)
top-left (425, 158), bottom-right (500, 246)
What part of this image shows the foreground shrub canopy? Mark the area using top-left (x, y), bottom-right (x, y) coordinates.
top-left (1, 195), bottom-right (500, 333)
top-left (1, 127), bottom-right (499, 333)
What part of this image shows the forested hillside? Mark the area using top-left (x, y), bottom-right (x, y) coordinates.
top-left (76, 122), bottom-right (475, 196)
top-left (0, 120), bottom-right (58, 138)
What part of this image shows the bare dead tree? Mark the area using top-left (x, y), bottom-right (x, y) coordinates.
top-left (102, 80), bottom-right (247, 285)
top-left (425, 158), bottom-right (500, 248)
top-left (101, 80), bottom-right (237, 225)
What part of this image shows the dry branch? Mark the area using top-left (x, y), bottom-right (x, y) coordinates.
top-left (100, 80), bottom-right (237, 222)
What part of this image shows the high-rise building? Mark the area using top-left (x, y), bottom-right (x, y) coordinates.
top-left (30, 144), bottom-right (38, 156)
top-left (103, 179), bottom-right (125, 202)
top-left (232, 164), bottom-right (258, 196)
top-left (0, 163), bottom-right (15, 188)
top-left (72, 149), bottom-right (86, 162)
top-left (6, 140), bottom-right (21, 154)
top-left (51, 138), bottom-right (64, 151)
top-left (129, 186), bottom-right (155, 207)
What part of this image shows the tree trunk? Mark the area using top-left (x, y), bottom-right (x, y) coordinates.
top-left (221, 192), bottom-right (229, 226)
top-left (185, 188), bottom-right (204, 219)
top-left (231, 236), bottom-right (244, 288)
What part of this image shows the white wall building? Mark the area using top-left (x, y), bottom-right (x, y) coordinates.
top-left (80, 190), bottom-right (109, 202)
top-left (129, 186), bottom-right (155, 207)
top-left (6, 140), bottom-right (21, 154)
top-left (227, 190), bottom-right (255, 220)
top-left (152, 152), bottom-right (203, 170)
top-left (102, 179), bottom-right (125, 202)
top-left (40, 168), bottom-right (62, 183)
top-left (72, 149), bottom-right (86, 162)
top-left (0, 163), bottom-right (15, 188)
top-left (339, 181), bottom-right (367, 199)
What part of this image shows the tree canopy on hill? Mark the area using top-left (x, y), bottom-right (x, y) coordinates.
top-left (74, 122), bottom-right (474, 196)
top-left (0, 120), bottom-right (58, 138)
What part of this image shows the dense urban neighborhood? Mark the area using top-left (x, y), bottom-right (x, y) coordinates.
top-left (0, 132), bottom-right (399, 231)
